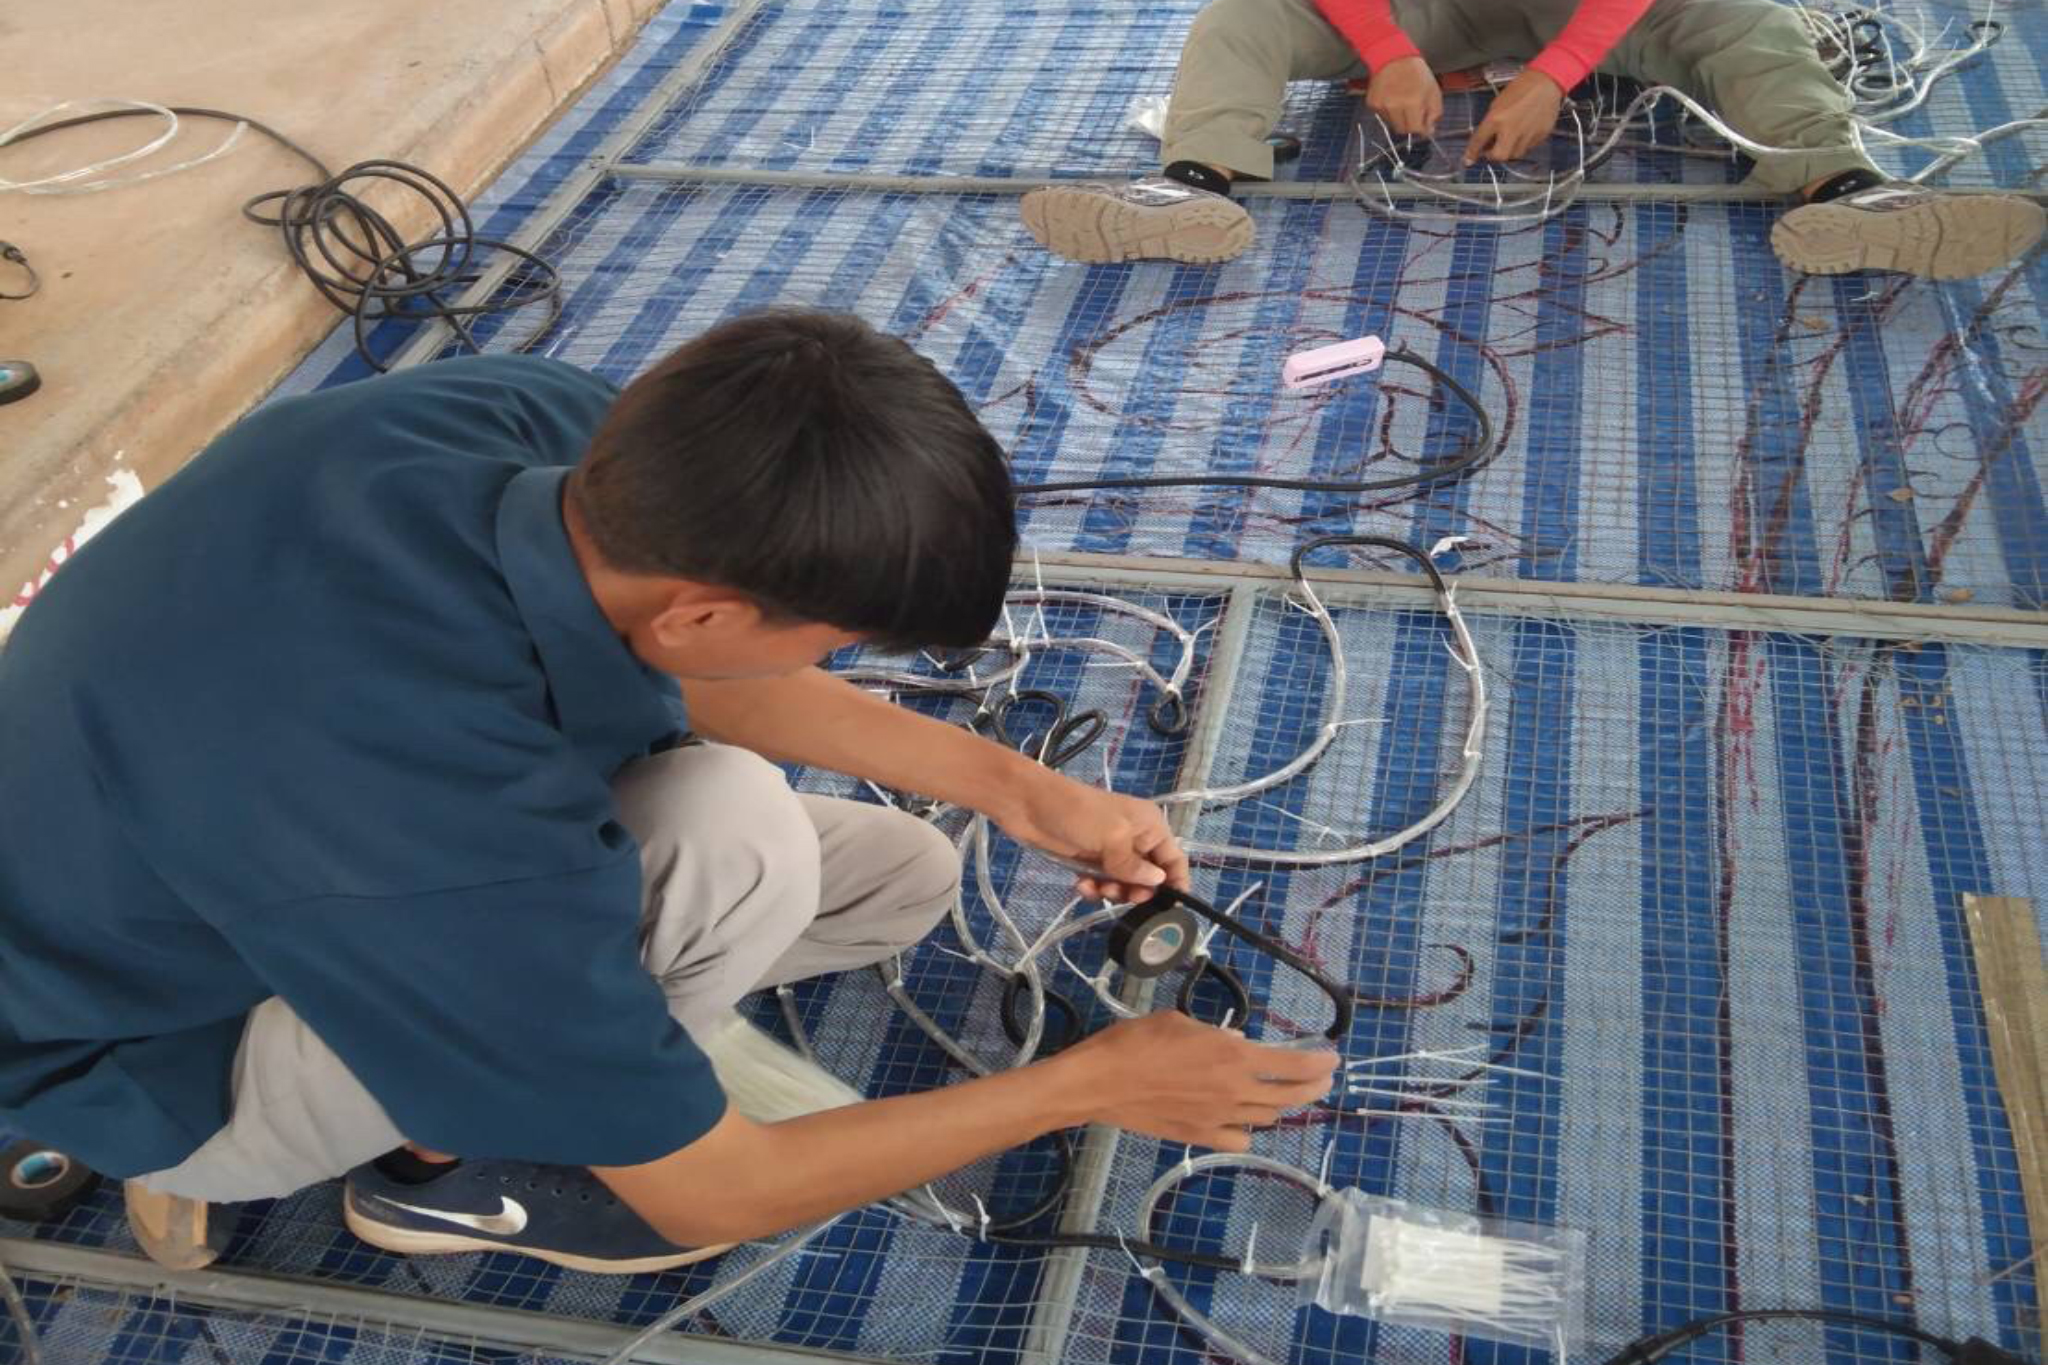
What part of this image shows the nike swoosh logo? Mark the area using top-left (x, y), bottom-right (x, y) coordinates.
top-left (380, 1193), bottom-right (528, 1237)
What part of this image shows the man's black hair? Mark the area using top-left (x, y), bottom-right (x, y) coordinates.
top-left (571, 310), bottom-right (1017, 651)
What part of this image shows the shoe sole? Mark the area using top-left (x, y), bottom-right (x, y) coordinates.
top-left (1020, 186), bottom-right (1254, 265)
top-left (1771, 194), bottom-right (2045, 281)
top-left (124, 1181), bottom-right (232, 1272)
top-left (344, 1201), bottom-right (732, 1275)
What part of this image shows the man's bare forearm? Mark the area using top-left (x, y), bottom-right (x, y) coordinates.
top-left (595, 1046), bottom-right (1095, 1246)
top-left (597, 1014), bottom-right (1337, 1248)
top-left (682, 666), bottom-right (1040, 821)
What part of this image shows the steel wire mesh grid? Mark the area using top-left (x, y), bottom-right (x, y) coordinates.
top-left (0, 1268), bottom-right (604, 1365)
top-left (2, 583), bottom-right (2041, 1364)
top-left (612, 0), bottom-right (2045, 191)
top-left (444, 176), bottom-right (2047, 607)
top-left (1064, 593), bottom-right (2044, 1365)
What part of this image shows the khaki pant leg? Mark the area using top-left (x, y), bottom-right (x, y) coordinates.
top-left (1601, 0), bottom-right (1875, 192)
top-left (1162, 0), bottom-right (1368, 179)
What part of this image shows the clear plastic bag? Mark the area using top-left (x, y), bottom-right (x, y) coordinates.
top-left (1301, 1190), bottom-right (1587, 1355)
top-left (1124, 95), bottom-right (1169, 140)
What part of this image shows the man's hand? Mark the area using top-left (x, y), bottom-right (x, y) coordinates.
top-left (1465, 70), bottom-right (1564, 164)
top-left (1366, 56), bottom-right (1443, 138)
top-left (1057, 1012), bottom-right (1339, 1152)
top-left (999, 768), bottom-right (1190, 903)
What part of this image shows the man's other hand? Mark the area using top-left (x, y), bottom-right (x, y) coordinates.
top-left (1001, 770), bottom-right (1190, 903)
top-left (1465, 70), bottom-right (1564, 164)
top-left (1058, 1012), bottom-right (1339, 1152)
top-left (1366, 56), bottom-right (1443, 138)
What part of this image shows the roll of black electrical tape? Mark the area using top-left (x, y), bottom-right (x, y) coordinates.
top-left (0, 1141), bottom-right (101, 1222)
top-left (1108, 901), bottom-right (1200, 979)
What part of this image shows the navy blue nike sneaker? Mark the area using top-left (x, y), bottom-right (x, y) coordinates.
top-left (344, 1156), bottom-right (729, 1273)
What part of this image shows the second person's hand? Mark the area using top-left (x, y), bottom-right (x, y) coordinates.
top-left (1465, 70), bottom-right (1564, 164)
top-left (1365, 56), bottom-right (1444, 138)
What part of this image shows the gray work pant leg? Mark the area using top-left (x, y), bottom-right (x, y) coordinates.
top-left (135, 743), bottom-right (957, 1202)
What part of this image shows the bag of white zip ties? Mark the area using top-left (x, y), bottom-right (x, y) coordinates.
top-left (1301, 1190), bottom-right (1588, 1355)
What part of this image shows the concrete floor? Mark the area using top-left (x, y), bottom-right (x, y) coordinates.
top-left (0, 0), bottom-right (661, 621)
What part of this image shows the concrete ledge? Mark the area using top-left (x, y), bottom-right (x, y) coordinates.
top-left (0, 0), bottom-right (657, 616)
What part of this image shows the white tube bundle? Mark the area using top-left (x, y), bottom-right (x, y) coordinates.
top-left (698, 1011), bottom-right (866, 1120)
top-left (1302, 1191), bottom-right (1587, 1355)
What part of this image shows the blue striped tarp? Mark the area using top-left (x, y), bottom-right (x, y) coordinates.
top-left (11, 0), bottom-right (2042, 1361)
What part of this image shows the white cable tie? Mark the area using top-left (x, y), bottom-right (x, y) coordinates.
top-left (1345, 1085), bottom-right (1496, 1109)
top-left (1241, 1221), bottom-right (1260, 1275)
top-left (971, 1194), bottom-right (992, 1242)
top-left (1114, 1230), bottom-right (1155, 1280)
top-left (1181, 1145), bottom-right (1197, 1181)
top-left (1352, 1108), bottom-right (1510, 1125)
top-left (1220, 1008), bottom-right (1237, 1032)
top-left (1318, 1138), bottom-right (1337, 1194)
top-left (1346, 1045), bottom-right (1485, 1070)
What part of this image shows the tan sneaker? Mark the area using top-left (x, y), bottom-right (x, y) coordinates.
top-left (1020, 178), bottom-right (1254, 265)
top-left (1771, 185), bottom-right (2045, 281)
top-left (124, 1180), bottom-right (233, 1271)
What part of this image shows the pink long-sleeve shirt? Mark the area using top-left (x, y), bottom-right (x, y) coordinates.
top-left (1315, 0), bottom-right (1654, 92)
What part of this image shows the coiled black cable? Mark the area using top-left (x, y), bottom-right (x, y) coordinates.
top-left (1291, 530), bottom-right (1452, 592)
top-left (1151, 888), bottom-right (1355, 1042)
top-left (1599, 1309), bottom-right (2015, 1365)
top-left (935, 885), bottom-right (1354, 1271)
top-left (5, 106), bottom-right (560, 369)
top-left (0, 241), bottom-right (38, 301)
top-left (1012, 347), bottom-right (1498, 498)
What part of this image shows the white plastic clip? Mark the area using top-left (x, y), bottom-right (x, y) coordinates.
top-left (971, 1194), bottom-right (992, 1242)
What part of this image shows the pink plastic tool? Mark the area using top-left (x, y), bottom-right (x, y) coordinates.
top-left (1282, 335), bottom-right (1386, 390)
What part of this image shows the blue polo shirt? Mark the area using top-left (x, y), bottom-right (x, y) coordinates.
top-left (0, 356), bottom-right (725, 1178)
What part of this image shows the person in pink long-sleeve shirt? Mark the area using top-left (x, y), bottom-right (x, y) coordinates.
top-left (1020, 0), bottom-right (2041, 280)
top-left (1320, 0), bottom-right (1655, 162)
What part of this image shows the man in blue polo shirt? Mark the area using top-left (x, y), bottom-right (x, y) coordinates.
top-left (0, 310), bottom-right (1335, 1272)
